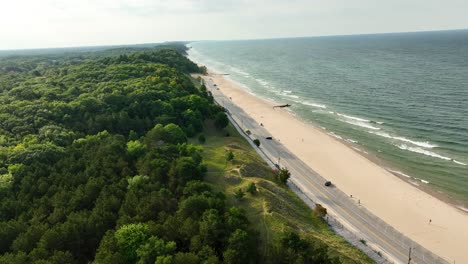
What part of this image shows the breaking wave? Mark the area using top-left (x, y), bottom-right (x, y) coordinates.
top-left (388, 169), bottom-right (411, 178)
top-left (397, 144), bottom-right (451, 161)
top-left (344, 120), bottom-right (381, 130)
top-left (337, 113), bottom-right (370, 122)
top-left (302, 101), bottom-right (327, 109)
top-left (369, 131), bottom-right (438, 148)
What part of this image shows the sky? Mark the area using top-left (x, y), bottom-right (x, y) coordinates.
top-left (1, 0), bottom-right (467, 50)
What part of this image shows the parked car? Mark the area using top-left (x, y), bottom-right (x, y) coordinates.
top-left (265, 136), bottom-right (273, 140)
top-left (324, 181), bottom-right (332, 187)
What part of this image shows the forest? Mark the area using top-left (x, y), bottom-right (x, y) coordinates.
top-left (0, 46), bottom-right (358, 263)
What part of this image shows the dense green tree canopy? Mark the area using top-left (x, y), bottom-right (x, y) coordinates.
top-left (0, 45), bottom-right (342, 264)
top-left (0, 47), bottom-right (259, 264)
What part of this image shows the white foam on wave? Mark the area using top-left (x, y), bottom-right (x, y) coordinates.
top-left (457, 206), bottom-right (468, 213)
top-left (376, 121), bottom-right (385, 125)
top-left (388, 169), bottom-right (411, 178)
top-left (312, 109), bottom-right (328, 114)
top-left (328, 111), bottom-right (335, 114)
top-left (344, 120), bottom-right (381, 130)
top-left (453, 160), bottom-right (467, 166)
top-left (283, 90), bottom-right (292, 94)
top-left (286, 94), bottom-right (299, 99)
top-left (327, 132), bottom-right (343, 140)
top-left (346, 139), bottom-right (358, 143)
top-left (421, 179), bottom-right (430, 184)
top-left (302, 101), bottom-right (327, 109)
top-left (337, 113), bottom-right (370, 122)
top-left (229, 66), bottom-right (250, 77)
top-left (369, 131), bottom-right (438, 148)
top-left (397, 144), bottom-right (452, 161)
top-left (352, 147), bottom-right (362, 152)
top-left (255, 78), bottom-right (270, 87)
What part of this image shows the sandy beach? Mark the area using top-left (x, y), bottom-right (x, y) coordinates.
top-left (200, 71), bottom-right (468, 263)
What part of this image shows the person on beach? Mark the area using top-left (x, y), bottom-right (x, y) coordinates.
top-left (429, 219), bottom-right (432, 224)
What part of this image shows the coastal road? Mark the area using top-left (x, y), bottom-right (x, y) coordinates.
top-left (204, 78), bottom-right (448, 264)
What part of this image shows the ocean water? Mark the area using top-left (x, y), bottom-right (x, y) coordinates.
top-left (187, 30), bottom-right (468, 209)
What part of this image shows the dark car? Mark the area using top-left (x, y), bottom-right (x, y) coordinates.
top-left (324, 181), bottom-right (332, 187)
top-left (265, 136), bottom-right (273, 140)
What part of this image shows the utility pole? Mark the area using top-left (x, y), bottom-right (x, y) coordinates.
top-left (408, 247), bottom-right (412, 264)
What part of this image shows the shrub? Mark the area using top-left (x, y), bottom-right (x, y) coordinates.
top-left (253, 139), bottom-right (260, 147)
top-left (314, 204), bottom-right (327, 217)
top-left (234, 189), bottom-right (245, 200)
top-left (226, 150), bottom-right (234, 162)
top-left (276, 167), bottom-right (290, 184)
top-left (245, 183), bottom-right (257, 195)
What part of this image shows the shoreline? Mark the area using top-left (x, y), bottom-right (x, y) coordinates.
top-left (204, 66), bottom-right (468, 213)
top-left (194, 67), bottom-right (468, 263)
top-left (314, 123), bottom-right (468, 214)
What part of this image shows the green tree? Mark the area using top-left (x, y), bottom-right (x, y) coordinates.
top-left (127, 140), bottom-right (146, 160)
top-left (214, 112), bottom-right (229, 130)
top-left (173, 252), bottom-right (199, 264)
top-left (223, 229), bottom-right (256, 264)
top-left (198, 209), bottom-right (224, 248)
top-left (136, 236), bottom-right (176, 264)
top-left (115, 223), bottom-right (150, 263)
top-left (276, 167), bottom-right (291, 184)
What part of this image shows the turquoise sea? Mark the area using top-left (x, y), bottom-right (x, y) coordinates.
top-left (187, 30), bottom-right (468, 209)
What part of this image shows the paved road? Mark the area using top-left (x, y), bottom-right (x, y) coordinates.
top-left (204, 78), bottom-right (448, 264)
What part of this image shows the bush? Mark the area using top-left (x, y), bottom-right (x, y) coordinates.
top-left (253, 139), bottom-right (260, 147)
top-left (314, 203), bottom-right (327, 217)
top-left (234, 189), bottom-right (245, 200)
top-left (276, 167), bottom-right (290, 184)
top-left (245, 183), bottom-right (257, 195)
top-left (226, 150), bottom-right (234, 162)
top-left (245, 130), bottom-right (251, 135)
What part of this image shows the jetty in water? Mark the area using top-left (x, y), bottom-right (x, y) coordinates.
top-left (273, 104), bottom-right (291, 109)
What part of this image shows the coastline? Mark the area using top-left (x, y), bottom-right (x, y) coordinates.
top-left (196, 68), bottom-right (468, 263)
top-left (205, 66), bottom-right (466, 212)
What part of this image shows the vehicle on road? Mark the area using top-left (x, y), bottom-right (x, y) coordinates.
top-left (265, 136), bottom-right (273, 140)
top-left (324, 181), bottom-right (332, 187)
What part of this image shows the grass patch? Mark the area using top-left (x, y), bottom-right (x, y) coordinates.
top-left (191, 120), bottom-right (374, 263)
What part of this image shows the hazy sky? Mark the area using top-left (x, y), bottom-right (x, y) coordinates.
top-left (1, 0), bottom-right (467, 50)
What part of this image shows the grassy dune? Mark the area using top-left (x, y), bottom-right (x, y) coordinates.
top-left (191, 120), bottom-right (374, 263)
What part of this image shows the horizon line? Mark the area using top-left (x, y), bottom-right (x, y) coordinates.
top-left (1, 28), bottom-right (467, 53)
